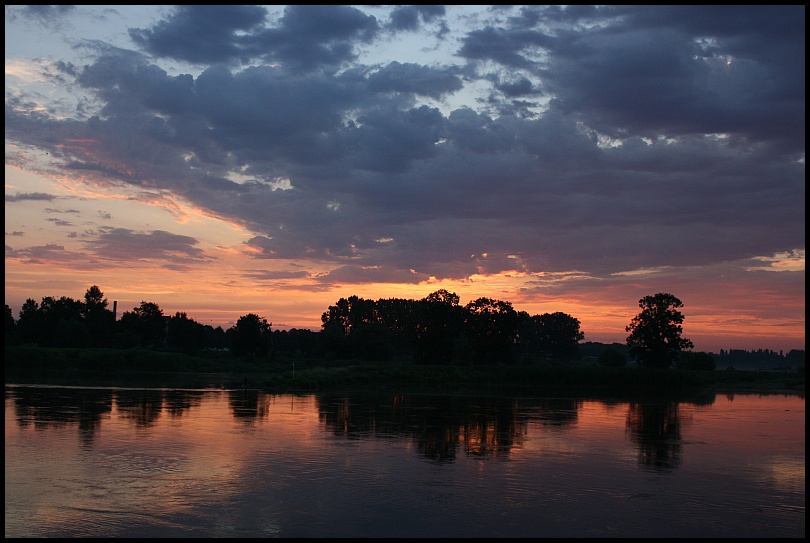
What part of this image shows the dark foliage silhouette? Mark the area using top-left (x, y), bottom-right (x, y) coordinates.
top-left (626, 293), bottom-right (694, 369)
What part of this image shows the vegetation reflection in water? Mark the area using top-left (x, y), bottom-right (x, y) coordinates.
top-left (4, 385), bottom-right (805, 537)
top-left (6, 386), bottom-right (716, 468)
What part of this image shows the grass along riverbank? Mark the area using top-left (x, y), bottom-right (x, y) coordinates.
top-left (5, 345), bottom-right (805, 396)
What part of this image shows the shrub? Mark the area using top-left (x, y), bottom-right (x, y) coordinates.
top-left (676, 351), bottom-right (716, 371)
top-left (598, 347), bottom-right (627, 367)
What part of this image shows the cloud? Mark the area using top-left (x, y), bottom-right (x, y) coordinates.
top-left (129, 5), bottom-right (380, 73)
top-left (241, 269), bottom-right (311, 281)
top-left (5, 243), bottom-right (96, 266)
top-left (83, 228), bottom-right (214, 264)
top-left (366, 62), bottom-right (463, 99)
top-left (5, 5), bottom-right (75, 26)
top-left (5, 192), bottom-right (57, 202)
top-left (314, 264), bottom-right (429, 285)
top-left (129, 5), bottom-right (268, 65)
top-left (386, 5), bottom-right (446, 32)
top-left (4, 5), bottom-right (805, 287)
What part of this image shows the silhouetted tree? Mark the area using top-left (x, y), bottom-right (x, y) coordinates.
top-left (83, 285), bottom-right (107, 314)
top-left (463, 297), bottom-right (519, 364)
top-left (272, 328), bottom-right (322, 357)
top-left (348, 322), bottom-right (394, 361)
top-left (413, 290), bottom-right (464, 364)
top-left (626, 293), bottom-right (694, 369)
top-left (230, 313), bottom-right (271, 357)
top-left (676, 351), bottom-right (716, 371)
top-left (784, 349), bottom-right (805, 369)
top-left (167, 312), bottom-right (208, 353)
top-left (82, 285), bottom-right (116, 347)
top-left (375, 296), bottom-right (418, 352)
top-left (5, 304), bottom-right (16, 337)
top-left (39, 295), bottom-right (88, 347)
top-left (203, 324), bottom-right (228, 350)
top-left (320, 320), bottom-right (349, 358)
top-left (534, 311), bottom-right (584, 362)
top-left (321, 295), bottom-right (377, 336)
top-left (15, 298), bottom-right (41, 344)
top-left (119, 301), bottom-right (166, 348)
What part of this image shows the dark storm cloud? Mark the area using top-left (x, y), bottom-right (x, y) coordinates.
top-left (494, 77), bottom-right (538, 98)
top-left (490, 5), bottom-right (806, 153)
top-left (130, 5), bottom-right (380, 72)
top-left (387, 5), bottom-right (446, 32)
top-left (4, 5), bottom-right (804, 285)
top-left (129, 5), bottom-right (268, 64)
top-left (458, 26), bottom-right (555, 69)
top-left (366, 62), bottom-right (463, 99)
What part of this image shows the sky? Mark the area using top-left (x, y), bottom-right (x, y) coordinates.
top-left (4, 5), bottom-right (805, 354)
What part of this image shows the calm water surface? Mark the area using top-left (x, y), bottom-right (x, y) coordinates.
top-left (5, 384), bottom-right (805, 538)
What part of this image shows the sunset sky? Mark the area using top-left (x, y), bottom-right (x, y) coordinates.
top-left (5, 5), bottom-right (805, 353)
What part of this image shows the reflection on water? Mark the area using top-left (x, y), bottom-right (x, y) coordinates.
top-left (5, 385), bottom-right (805, 538)
top-left (626, 402), bottom-right (685, 470)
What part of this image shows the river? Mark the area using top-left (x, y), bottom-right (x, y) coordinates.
top-left (4, 384), bottom-right (805, 537)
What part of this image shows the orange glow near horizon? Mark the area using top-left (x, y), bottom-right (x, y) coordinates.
top-left (4, 166), bottom-right (805, 354)
top-left (4, 252), bottom-right (806, 353)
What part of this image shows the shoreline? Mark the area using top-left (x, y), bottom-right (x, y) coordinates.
top-left (5, 344), bottom-right (804, 398)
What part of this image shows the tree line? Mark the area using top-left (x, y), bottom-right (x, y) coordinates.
top-left (4, 286), bottom-right (586, 364)
top-left (6, 286), bottom-right (732, 369)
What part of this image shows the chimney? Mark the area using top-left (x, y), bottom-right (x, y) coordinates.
top-left (113, 300), bottom-right (117, 320)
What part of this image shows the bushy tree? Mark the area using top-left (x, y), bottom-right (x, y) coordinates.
top-left (412, 290), bottom-right (464, 364)
top-left (320, 295), bottom-right (377, 336)
top-left (119, 301), bottom-right (166, 348)
top-left (167, 312), bottom-right (208, 353)
top-left (626, 293), bottom-right (694, 369)
top-left (463, 297), bottom-right (519, 364)
top-left (39, 295), bottom-right (87, 347)
top-left (535, 311), bottom-right (584, 362)
top-left (516, 311), bottom-right (584, 363)
top-left (230, 313), bottom-right (272, 357)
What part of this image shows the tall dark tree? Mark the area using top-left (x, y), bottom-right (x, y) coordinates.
top-left (230, 313), bottom-right (272, 357)
top-left (39, 295), bottom-right (88, 347)
top-left (5, 304), bottom-right (16, 343)
top-left (463, 297), bottom-right (519, 364)
top-left (83, 285), bottom-right (108, 314)
top-left (167, 311), bottom-right (208, 353)
top-left (535, 311), bottom-right (584, 362)
top-left (321, 295), bottom-right (378, 336)
top-left (626, 293), bottom-right (694, 369)
top-left (82, 285), bottom-right (116, 347)
top-left (413, 290), bottom-right (464, 364)
top-left (119, 301), bottom-right (166, 348)
top-left (15, 298), bottom-right (41, 344)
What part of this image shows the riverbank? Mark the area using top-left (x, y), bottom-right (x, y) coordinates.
top-left (4, 345), bottom-right (805, 397)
